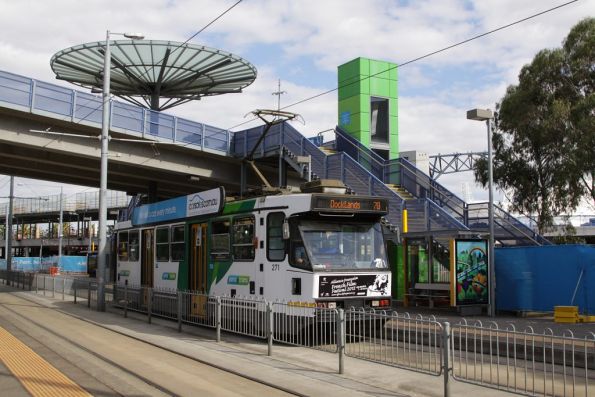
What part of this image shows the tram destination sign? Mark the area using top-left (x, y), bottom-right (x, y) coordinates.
top-left (312, 196), bottom-right (388, 213)
top-left (318, 274), bottom-right (390, 298)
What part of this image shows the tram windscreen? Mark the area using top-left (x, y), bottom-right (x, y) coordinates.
top-left (298, 221), bottom-right (387, 271)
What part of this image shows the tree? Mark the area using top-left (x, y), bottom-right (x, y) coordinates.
top-left (475, 18), bottom-right (594, 233)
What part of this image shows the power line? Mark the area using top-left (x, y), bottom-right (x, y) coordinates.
top-left (226, 0), bottom-right (579, 130)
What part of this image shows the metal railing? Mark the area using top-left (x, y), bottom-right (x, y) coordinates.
top-left (345, 309), bottom-right (444, 376)
top-left (0, 69), bottom-right (231, 155)
top-left (451, 320), bottom-right (594, 397)
top-left (1, 270), bottom-right (592, 397)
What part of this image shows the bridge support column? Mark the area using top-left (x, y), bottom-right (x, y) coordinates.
top-left (148, 181), bottom-right (158, 203)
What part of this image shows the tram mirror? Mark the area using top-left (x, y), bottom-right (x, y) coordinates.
top-left (282, 220), bottom-right (290, 240)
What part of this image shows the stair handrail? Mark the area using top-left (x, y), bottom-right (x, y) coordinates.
top-left (334, 127), bottom-right (467, 221)
top-left (425, 197), bottom-right (470, 231)
top-left (466, 202), bottom-right (551, 245)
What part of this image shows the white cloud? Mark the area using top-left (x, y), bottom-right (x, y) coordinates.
top-left (0, 0), bottom-right (590, 210)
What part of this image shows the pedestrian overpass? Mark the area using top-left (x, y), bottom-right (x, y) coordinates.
top-left (0, 69), bottom-right (549, 247)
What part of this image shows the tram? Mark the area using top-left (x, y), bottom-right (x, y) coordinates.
top-left (115, 181), bottom-right (392, 309)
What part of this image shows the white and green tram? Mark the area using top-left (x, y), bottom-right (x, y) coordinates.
top-left (115, 184), bottom-right (392, 309)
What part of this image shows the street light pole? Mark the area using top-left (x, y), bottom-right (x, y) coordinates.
top-left (97, 30), bottom-right (144, 312)
top-left (58, 186), bottom-right (63, 268)
top-left (97, 29), bottom-right (111, 311)
top-left (467, 108), bottom-right (496, 317)
top-left (6, 176), bottom-right (14, 276)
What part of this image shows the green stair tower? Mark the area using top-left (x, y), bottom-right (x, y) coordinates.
top-left (338, 57), bottom-right (398, 160)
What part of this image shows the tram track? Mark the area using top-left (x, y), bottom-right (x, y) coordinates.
top-left (0, 291), bottom-right (299, 397)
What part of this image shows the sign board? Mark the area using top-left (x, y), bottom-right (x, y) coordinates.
top-left (454, 239), bottom-right (489, 306)
top-left (131, 187), bottom-right (224, 226)
top-left (312, 196), bottom-right (388, 213)
top-left (318, 273), bottom-right (390, 298)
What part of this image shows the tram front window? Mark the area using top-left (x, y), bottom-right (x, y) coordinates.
top-left (298, 221), bottom-right (387, 271)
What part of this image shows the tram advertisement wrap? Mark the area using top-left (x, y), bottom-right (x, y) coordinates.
top-left (455, 239), bottom-right (489, 305)
top-left (318, 274), bottom-right (390, 298)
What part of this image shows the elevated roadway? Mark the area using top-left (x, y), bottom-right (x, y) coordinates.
top-left (0, 70), bottom-right (248, 200)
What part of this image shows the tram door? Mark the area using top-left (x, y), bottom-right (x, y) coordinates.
top-left (141, 229), bottom-right (154, 306)
top-left (190, 223), bottom-right (208, 316)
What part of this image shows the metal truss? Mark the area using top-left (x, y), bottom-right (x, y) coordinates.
top-left (429, 152), bottom-right (487, 179)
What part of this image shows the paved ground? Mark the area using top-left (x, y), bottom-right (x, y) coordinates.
top-left (0, 283), bottom-right (592, 397)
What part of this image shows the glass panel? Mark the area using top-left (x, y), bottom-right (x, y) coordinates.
top-left (171, 225), bottom-right (185, 261)
top-left (370, 96), bottom-right (389, 143)
top-left (156, 227), bottom-right (169, 261)
top-left (233, 217), bottom-right (254, 261)
top-left (128, 230), bottom-right (139, 261)
top-left (267, 212), bottom-right (285, 261)
top-left (298, 220), bottom-right (387, 271)
top-left (211, 220), bottom-right (230, 259)
top-left (118, 231), bottom-right (129, 261)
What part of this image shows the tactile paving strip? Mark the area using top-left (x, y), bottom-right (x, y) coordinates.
top-left (0, 326), bottom-right (91, 397)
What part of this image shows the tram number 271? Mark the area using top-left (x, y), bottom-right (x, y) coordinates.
top-left (271, 264), bottom-right (280, 271)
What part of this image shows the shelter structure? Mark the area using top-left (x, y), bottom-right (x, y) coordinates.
top-left (51, 40), bottom-right (257, 111)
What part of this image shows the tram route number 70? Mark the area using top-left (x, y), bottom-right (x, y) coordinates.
top-left (272, 264), bottom-right (280, 271)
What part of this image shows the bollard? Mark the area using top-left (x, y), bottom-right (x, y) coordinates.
top-left (177, 292), bottom-right (183, 333)
top-left (337, 308), bottom-right (345, 374)
top-left (267, 302), bottom-right (274, 356)
top-left (74, 281), bottom-right (77, 304)
top-left (216, 296), bottom-right (221, 342)
top-left (124, 283), bottom-right (128, 318)
top-left (147, 288), bottom-right (152, 324)
top-left (443, 321), bottom-right (451, 397)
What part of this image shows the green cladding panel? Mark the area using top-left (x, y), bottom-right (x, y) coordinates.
top-left (338, 57), bottom-right (398, 159)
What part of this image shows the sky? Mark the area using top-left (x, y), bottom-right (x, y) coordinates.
top-left (0, 0), bottom-right (592, 217)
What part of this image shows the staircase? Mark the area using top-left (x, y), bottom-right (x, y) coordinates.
top-left (232, 122), bottom-right (550, 246)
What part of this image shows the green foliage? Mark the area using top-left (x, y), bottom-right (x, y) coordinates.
top-left (475, 18), bottom-right (594, 233)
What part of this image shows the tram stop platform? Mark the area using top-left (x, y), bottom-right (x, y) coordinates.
top-left (1, 284), bottom-right (589, 397)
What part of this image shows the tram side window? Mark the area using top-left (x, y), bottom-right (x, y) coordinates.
top-left (129, 230), bottom-right (139, 261)
top-left (211, 220), bottom-right (230, 260)
top-left (156, 227), bottom-right (170, 261)
top-left (118, 231), bottom-right (129, 261)
top-left (267, 212), bottom-right (285, 261)
top-left (233, 216), bottom-right (255, 261)
top-left (171, 225), bottom-right (185, 261)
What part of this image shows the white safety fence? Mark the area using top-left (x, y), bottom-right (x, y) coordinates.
top-left (1, 270), bottom-right (593, 397)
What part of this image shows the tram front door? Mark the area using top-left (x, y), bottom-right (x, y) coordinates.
top-left (190, 223), bottom-right (208, 316)
top-left (141, 228), bottom-right (154, 289)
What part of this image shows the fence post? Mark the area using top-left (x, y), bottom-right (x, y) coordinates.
top-left (337, 308), bottom-right (345, 374)
top-left (62, 278), bottom-right (65, 300)
top-left (124, 283), bottom-right (128, 318)
top-left (267, 302), bottom-right (273, 357)
top-left (216, 296), bottom-right (221, 342)
top-left (74, 280), bottom-right (77, 304)
top-left (35, 274), bottom-right (39, 294)
top-left (52, 277), bottom-right (56, 298)
top-left (87, 282), bottom-right (91, 308)
top-left (443, 321), bottom-right (451, 397)
top-left (177, 291), bottom-right (182, 332)
top-left (147, 288), bottom-right (152, 324)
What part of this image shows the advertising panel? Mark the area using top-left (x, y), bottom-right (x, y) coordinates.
top-left (455, 239), bottom-right (489, 305)
top-left (131, 187), bottom-right (224, 226)
top-left (318, 274), bottom-right (390, 298)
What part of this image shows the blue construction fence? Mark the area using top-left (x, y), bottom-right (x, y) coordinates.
top-left (0, 256), bottom-right (88, 273)
top-left (496, 244), bottom-right (595, 314)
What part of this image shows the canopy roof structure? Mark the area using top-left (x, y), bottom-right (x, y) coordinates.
top-left (50, 40), bottom-right (257, 111)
